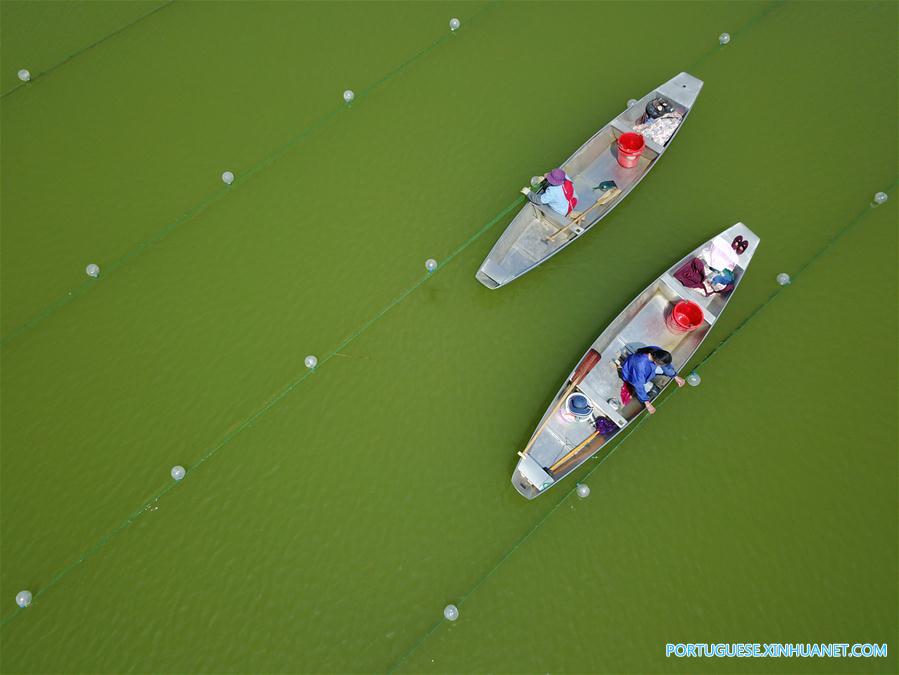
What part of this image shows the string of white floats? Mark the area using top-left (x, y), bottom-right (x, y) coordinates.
top-left (11, 19), bottom-right (892, 629)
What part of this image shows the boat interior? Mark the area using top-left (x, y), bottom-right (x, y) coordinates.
top-left (512, 225), bottom-right (756, 499)
top-left (477, 93), bottom-right (691, 288)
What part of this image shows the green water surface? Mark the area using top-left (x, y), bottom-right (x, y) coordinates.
top-left (1, 2), bottom-right (896, 673)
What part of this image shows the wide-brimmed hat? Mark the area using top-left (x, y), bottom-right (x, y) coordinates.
top-left (566, 393), bottom-right (593, 418)
top-left (546, 168), bottom-right (566, 186)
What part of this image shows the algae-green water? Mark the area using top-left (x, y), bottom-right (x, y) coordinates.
top-left (1, 2), bottom-right (896, 673)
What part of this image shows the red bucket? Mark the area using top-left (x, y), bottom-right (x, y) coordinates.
top-left (666, 300), bottom-right (704, 333)
top-left (617, 132), bottom-right (645, 168)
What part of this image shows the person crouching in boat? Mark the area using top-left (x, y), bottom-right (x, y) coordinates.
top-left (520, 168), bottom-right (578, 217)
top-left (620, 347), bottom-right (685, 415)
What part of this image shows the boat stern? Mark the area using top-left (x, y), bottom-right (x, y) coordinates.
top-left (511, 453), bottom-right (555, 499)
top-left (475, 268), bottom-right (501, 289)
top-left (476, 258), bottom-right (515, 289)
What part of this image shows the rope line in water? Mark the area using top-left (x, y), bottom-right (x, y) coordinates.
top-left (0, 194), bottom-right (521, 629)
top-left (685, 0), bottom-right (784, 72)
top-left (693, 183), bottom-right (897, 373)
top-left (0, 1), bottom-right (177, 99)
top-left (384, 184), bottom-right (895, 674)
top-left (0, 0), bottom-right (884, 645)
top-left (0, 0), bottom-right (797, 633)
top-left (0, 1), bottom-right (503, 348)
top-left (385, 5), bottom-right (792, 664)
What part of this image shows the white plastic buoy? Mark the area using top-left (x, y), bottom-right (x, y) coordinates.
top-left (719, 32), bottom-right (731, 45)
top-left (627, 98), bottom-right (638, 107)
top-left (343, 90), bottom-right (355, 104)
top-left (304, 355), bottom-right (318, 369)
top-left (171, 465), bottom-right (186, 481)
top-left (86, 264), bottom-right (100, 278)
top-left (872, 191), bottom-right (888, 206)
top-left (776, 272), bottom-right (791, 286)
top-left (449, 17), bottom-right (461, 31)
top-left (15, 590), bottom-right (32, 608)
top-left (17, 69), bottom-right (31, 82)
top-left (425, 258), bottom-right (438, 273)
top-left (576, 483), bottom-right (590, 499)
top-left (443, 604), bottom-right (459, 621)
top-left (222, 171), bottom-right (235, 185)
top-left (686, 372), bottom-right (701, 387)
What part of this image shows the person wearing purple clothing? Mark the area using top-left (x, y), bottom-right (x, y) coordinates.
top-left (520, 168), bottom-right (579, 217)
top-left (620, 347), bottom-right (686, 414)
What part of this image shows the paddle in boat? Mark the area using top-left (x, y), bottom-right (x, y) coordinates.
top-left (476, 72), bottom-right (703, 289)
top-left (511, 223), bottom-right (759, 499)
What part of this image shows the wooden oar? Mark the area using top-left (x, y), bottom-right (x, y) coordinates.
top-left (543, 187), bottom-right (622, 242)
top-left (520, 349), bottom-right (601, 457)
top-left (549, 431), bottom-right (601, 473)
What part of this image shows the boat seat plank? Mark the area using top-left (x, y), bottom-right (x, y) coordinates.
top-left (610, 118), bottom-right (664, 156)
top-left (618, 292), bottom-right (689, 353)
top-left (568, 143), bottom-right (654, 203)
top-left (579, 378), bottom-right (628, 427)
top-left (478, 259), bottom-right (510, 287)
top-left (610, 119), bottom-right (632, 136)
top-left (516, 453), bottom-right (555, 491)
top-left (659, 274), bottom-right (719, 324)
top-left (643, 136), bottom-right (665, 156)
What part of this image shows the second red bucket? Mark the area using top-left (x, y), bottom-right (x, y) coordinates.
top-left (666, 300), bottom-right (704, 333)
top-left (617, 132), bottom-right (645, 168)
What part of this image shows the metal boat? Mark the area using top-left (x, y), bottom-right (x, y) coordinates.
top-left (476, 72), bottom-right (703, 289)
top-left (511, 223), bottom-right (759, 499)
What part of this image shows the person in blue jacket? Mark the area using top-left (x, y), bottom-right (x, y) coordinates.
top-left (620, 346), bottom-right (685, 414)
